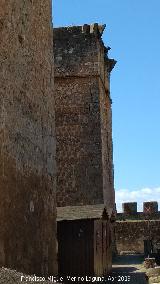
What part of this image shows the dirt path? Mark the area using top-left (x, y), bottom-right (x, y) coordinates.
top-left (111, 255), bottom-right (148, 284)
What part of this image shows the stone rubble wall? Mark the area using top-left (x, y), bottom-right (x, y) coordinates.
top-left (54, 24), bottom-right (115, 212)
top-left (115, 220), bottom-right (160, 254)
top-left (55, 76), bottom-right (103, 206)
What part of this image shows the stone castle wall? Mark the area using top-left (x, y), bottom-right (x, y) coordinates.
top-left (116, 220), bottom-right (160, 254)
top-left (115, 202), bottom-right (160, 254)
top-left (54, 24), bottom-right (115, 213)
top-left (0, 0), bottom-right (57, 276)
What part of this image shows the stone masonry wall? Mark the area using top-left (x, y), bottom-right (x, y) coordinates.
top-left (115, 202), bottom-right (160, 254)
top-left (98, 41), bottom-right (115, 215)
top-left (115, 220), bottom-right (160, 254)
top-left (55, 76), bottom-right (103, 206)
top-left (54, 24), bottom-right (116, 212)
top-left (0, 0), bottom-right (57, 276)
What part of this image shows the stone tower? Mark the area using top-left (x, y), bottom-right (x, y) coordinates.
top-left (0, 0), bottom-right (57, 276)
top-left (54, 24), bottom-right (116, 215)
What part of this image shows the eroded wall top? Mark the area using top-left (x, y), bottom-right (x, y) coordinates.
top-left (54, 23), bottom-right (116, 78)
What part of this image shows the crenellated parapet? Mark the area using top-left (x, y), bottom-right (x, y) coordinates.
top-left (116, 201), bottom-right (160, 220)
top-left (54, 23), bottom-right (106, 39)
top-left (54, 23), bottom-right (116, 79)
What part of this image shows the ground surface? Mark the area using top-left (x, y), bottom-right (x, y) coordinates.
top-left (2, 256), bottom-right (160, 284)
top-left (0, 267), bottom-right (51, 284)
top-left (111, 255), bottom-right (148, 284)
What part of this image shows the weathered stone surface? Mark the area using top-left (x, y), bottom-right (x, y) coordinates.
top-left (122, 202), bottom-right (138, 215)
top-left (0, 0), bottom-right (57, 276)
top-left (115, 203), bottom-right (160, 255)
top-left (143, 202), bottom-right (158, 214)
top-left (54, 24), bottom-right (116, 214)
top-left (115, 220), bottom-right (160, 254)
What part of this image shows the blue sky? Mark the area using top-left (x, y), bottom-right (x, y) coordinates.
top-left (53, 0), bottom-right (160, 211)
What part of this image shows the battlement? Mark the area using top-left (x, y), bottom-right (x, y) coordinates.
top-left (53, 23), bottom-right (116, 78)
top-left (54, 23), bottom-right (106, 39)
top-left (121, 201), bottom-right (158, 214)
top-left (116, 201), bottom-right (160, 220)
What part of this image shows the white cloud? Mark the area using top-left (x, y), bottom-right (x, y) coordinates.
top-left (115, 187), bottom-right (160, 213)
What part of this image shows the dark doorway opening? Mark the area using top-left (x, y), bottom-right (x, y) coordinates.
top-left (144, 240), bottom-right (153, 257)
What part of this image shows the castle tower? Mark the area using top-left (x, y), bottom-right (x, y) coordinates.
top-left (54, 24), bottom-right (116, 215)
top-left (0, 1), bottom-right (57, 275)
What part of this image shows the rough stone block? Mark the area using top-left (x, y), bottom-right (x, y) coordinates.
top-left (143, 202), bottom-right (158, 214)
top-left (122, 202), bottom-right (137, 215)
